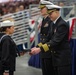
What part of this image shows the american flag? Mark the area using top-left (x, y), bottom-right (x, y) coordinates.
top-left (67, 17), bottom-right (76, 40)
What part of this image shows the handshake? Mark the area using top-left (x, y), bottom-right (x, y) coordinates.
top-left (23, 47), bottom-right (41, 55)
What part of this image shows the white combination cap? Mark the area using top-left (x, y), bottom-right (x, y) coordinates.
top-left (0, 20), bottom-right (14, 27)
top-left (46, 4), bottom-right (61, 10)
top-left (46, 4), bottom-right (61, 14)
top-left (39, 0), bottom-right (53, 9)
top-left (40, 0), bottom-right (53, 5)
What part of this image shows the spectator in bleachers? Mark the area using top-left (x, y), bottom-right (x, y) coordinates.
top-left (58, 2), bottom-right (64, 6)
top-left (58, 1), bottom-right (71, 18)
top-left (7, 5), bottom-right (15, 14)
top-left (19, 4), bottom-right (25, 11)
top-left (15, 6), bottom-right (20, 12)
top-left (2, 6), bottom-right (7, 15)
top-left (0, 8), bottom-right (4, 16)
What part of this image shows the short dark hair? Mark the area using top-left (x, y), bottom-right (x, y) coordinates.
top-left (0, 26), bottom-right (11, 32)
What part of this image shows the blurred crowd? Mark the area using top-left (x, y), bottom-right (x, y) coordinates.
top-left (0, 0), bottom-right (40, 16)
top-left (0, 0), bottom-right (75, 18)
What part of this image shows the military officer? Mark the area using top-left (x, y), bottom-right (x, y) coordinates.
top-left (31, 4), bottom-right (72, 75)
top-left (30, 0), bottom-right (54, 75)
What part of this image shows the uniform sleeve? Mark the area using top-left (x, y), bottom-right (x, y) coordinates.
top-left (1, 38), bottom-right (10, 70)
top-left (36, 42), bottom-right (43, 47)
top-left (40, 24), bottom-right (68, 52)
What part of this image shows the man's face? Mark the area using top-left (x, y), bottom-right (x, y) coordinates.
top-left (49, 10), bottom-right (59, 21)
top-left (19, 5), bottom-right (24, 11)
top-left (40, 7), bottom-right (48, 16)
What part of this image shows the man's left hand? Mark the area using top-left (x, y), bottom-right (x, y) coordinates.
top-left (30, 47), bottom-right (41, 55)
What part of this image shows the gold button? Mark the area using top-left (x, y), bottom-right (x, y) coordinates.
top-left (54, 51), bottom-right (56, 53)
top-left (43, 39), bottom-right (45, 40)
top-left (48, 45), bottom-right (50, 47)
top-left (44, 34), bottom-right (45, 35)
top-left (51, 51), bottom-right (52, 53)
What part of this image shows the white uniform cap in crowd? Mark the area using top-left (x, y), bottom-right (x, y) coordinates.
top-left (39, 0), bottom-right (53, 9)
top-left (46, 4), bottom-right (61, 14)
top-left (0, 20), bottom-right (14, 27)
top-left (40, 0), bottom-right (53, 5)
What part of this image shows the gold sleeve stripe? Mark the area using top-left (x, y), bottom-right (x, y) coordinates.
top-left (38, 43), bottom-right (43, 47)
top-left (42, 44), bottom-right (49, 52)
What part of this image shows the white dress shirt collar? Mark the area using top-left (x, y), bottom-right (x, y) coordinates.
top-left (53, 16), bottom-right (60, 24)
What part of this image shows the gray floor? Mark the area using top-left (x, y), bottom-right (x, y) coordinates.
top-left (14, 53), bottom-right (42, 75)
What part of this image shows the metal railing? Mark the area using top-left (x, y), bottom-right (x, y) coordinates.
top-left (61, 5), bottom-right (76, 19)
top-left (0, 10), bottom-right (31, 49)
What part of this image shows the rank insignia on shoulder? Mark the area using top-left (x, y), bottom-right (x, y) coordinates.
top-left (44, 23), bottom-right (49, 27)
